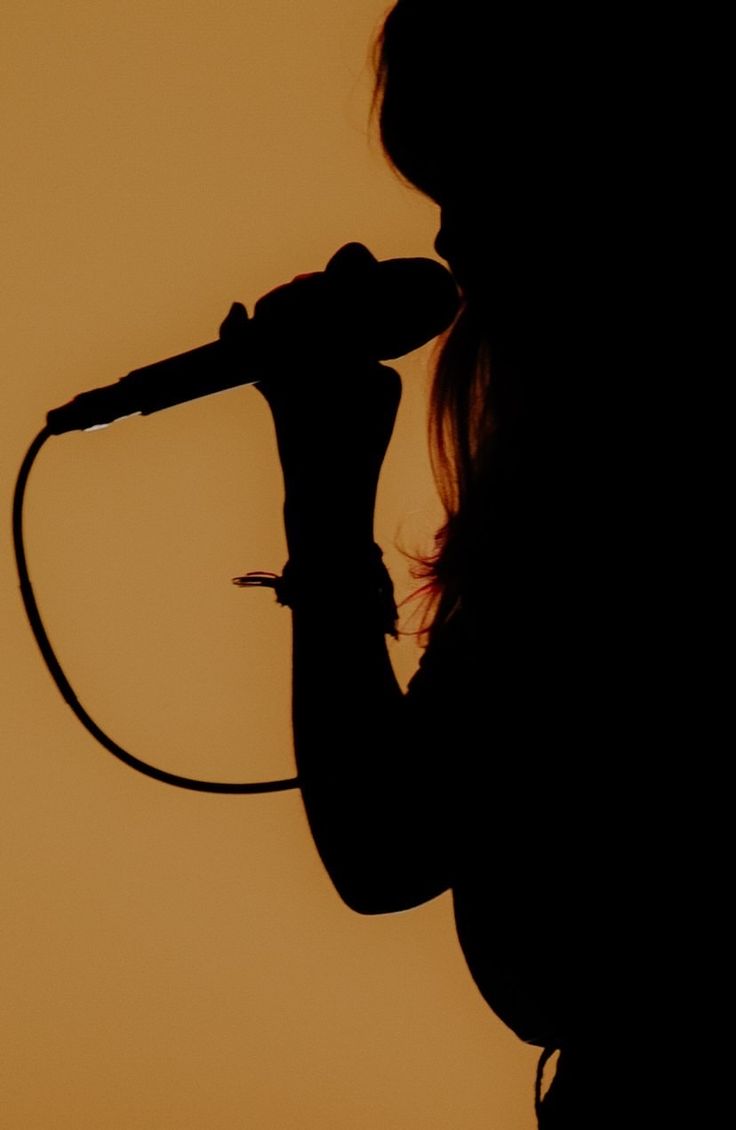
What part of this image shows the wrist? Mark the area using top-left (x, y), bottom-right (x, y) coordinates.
top-left (282, 493), bottom-right (377, 561)
top-left (233, 542), bottom-right (399, 638)
top-left (286, 544), bottom-right (399, 638)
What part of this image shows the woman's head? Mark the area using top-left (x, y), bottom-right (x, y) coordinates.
top-left (375, 2), bottom-right (588, 300)
top-left (373, 1), bottom-right (637, 629)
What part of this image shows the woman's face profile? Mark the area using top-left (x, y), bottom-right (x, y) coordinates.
top-left (432, 189), bottom-right (495, 299)
top-left (433, 207), bottom-right (468, 291)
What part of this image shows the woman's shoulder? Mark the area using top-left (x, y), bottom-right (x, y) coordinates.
top-left (407, 606), bottom-right (487, 704)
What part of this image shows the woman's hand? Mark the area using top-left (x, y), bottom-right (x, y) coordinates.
top-left (220, 257), bottom-right (402, 556)
top-left (260, 354), bottom-right (402, 557)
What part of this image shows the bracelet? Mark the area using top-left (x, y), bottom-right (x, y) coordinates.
top-left (232, 543), bottom-right (399, 638)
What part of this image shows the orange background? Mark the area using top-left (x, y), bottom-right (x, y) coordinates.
top-left (1, 3), bottom-right (539, 1125)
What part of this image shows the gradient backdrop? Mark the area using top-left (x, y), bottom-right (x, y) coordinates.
top-left (1, 3), bottom-right (539, 1126)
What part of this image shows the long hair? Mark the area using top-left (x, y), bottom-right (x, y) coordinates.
top-left (374, 1), bottom-right (645, 641)
top-left (373, 2), bottom-right (523, 637)
top-left (414, 307), bottom-right (496, 633)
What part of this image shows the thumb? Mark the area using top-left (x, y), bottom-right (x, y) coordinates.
top-left (219, 301), bottom-right (250, 341)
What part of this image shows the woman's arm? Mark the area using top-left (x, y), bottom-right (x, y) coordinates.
top-left (288, 562), bottom-right (450, 915)
top-left (250, 338), bottom-right (451, 915)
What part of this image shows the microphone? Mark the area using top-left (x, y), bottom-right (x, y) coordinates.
top-left (46, 243), bottom-right (459, 436)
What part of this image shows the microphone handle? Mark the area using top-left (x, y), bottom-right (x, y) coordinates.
top-left (46, 337), bottom-right (251, 435)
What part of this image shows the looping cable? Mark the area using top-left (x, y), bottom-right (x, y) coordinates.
top-left (13, 427), bottom-right (299, 795)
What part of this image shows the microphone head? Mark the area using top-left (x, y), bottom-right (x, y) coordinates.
top-left (323, 242), bottom-right (460, 360)
top-left (253, 242), bottom-right (460, 363)
top-left (370, 256), bottom-right (461, 359)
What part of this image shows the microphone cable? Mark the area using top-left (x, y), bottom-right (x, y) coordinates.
top-left (13, 426), bottom-right (299, 795)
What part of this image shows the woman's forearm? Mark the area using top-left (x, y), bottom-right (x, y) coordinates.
top-left (283, 511), bottom-right (450, 915)
top-left (253, 353), bottom-right (449, 912)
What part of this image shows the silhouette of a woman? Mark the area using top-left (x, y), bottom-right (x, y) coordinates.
top-left (246, 3), bottom-right (672, 1125)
